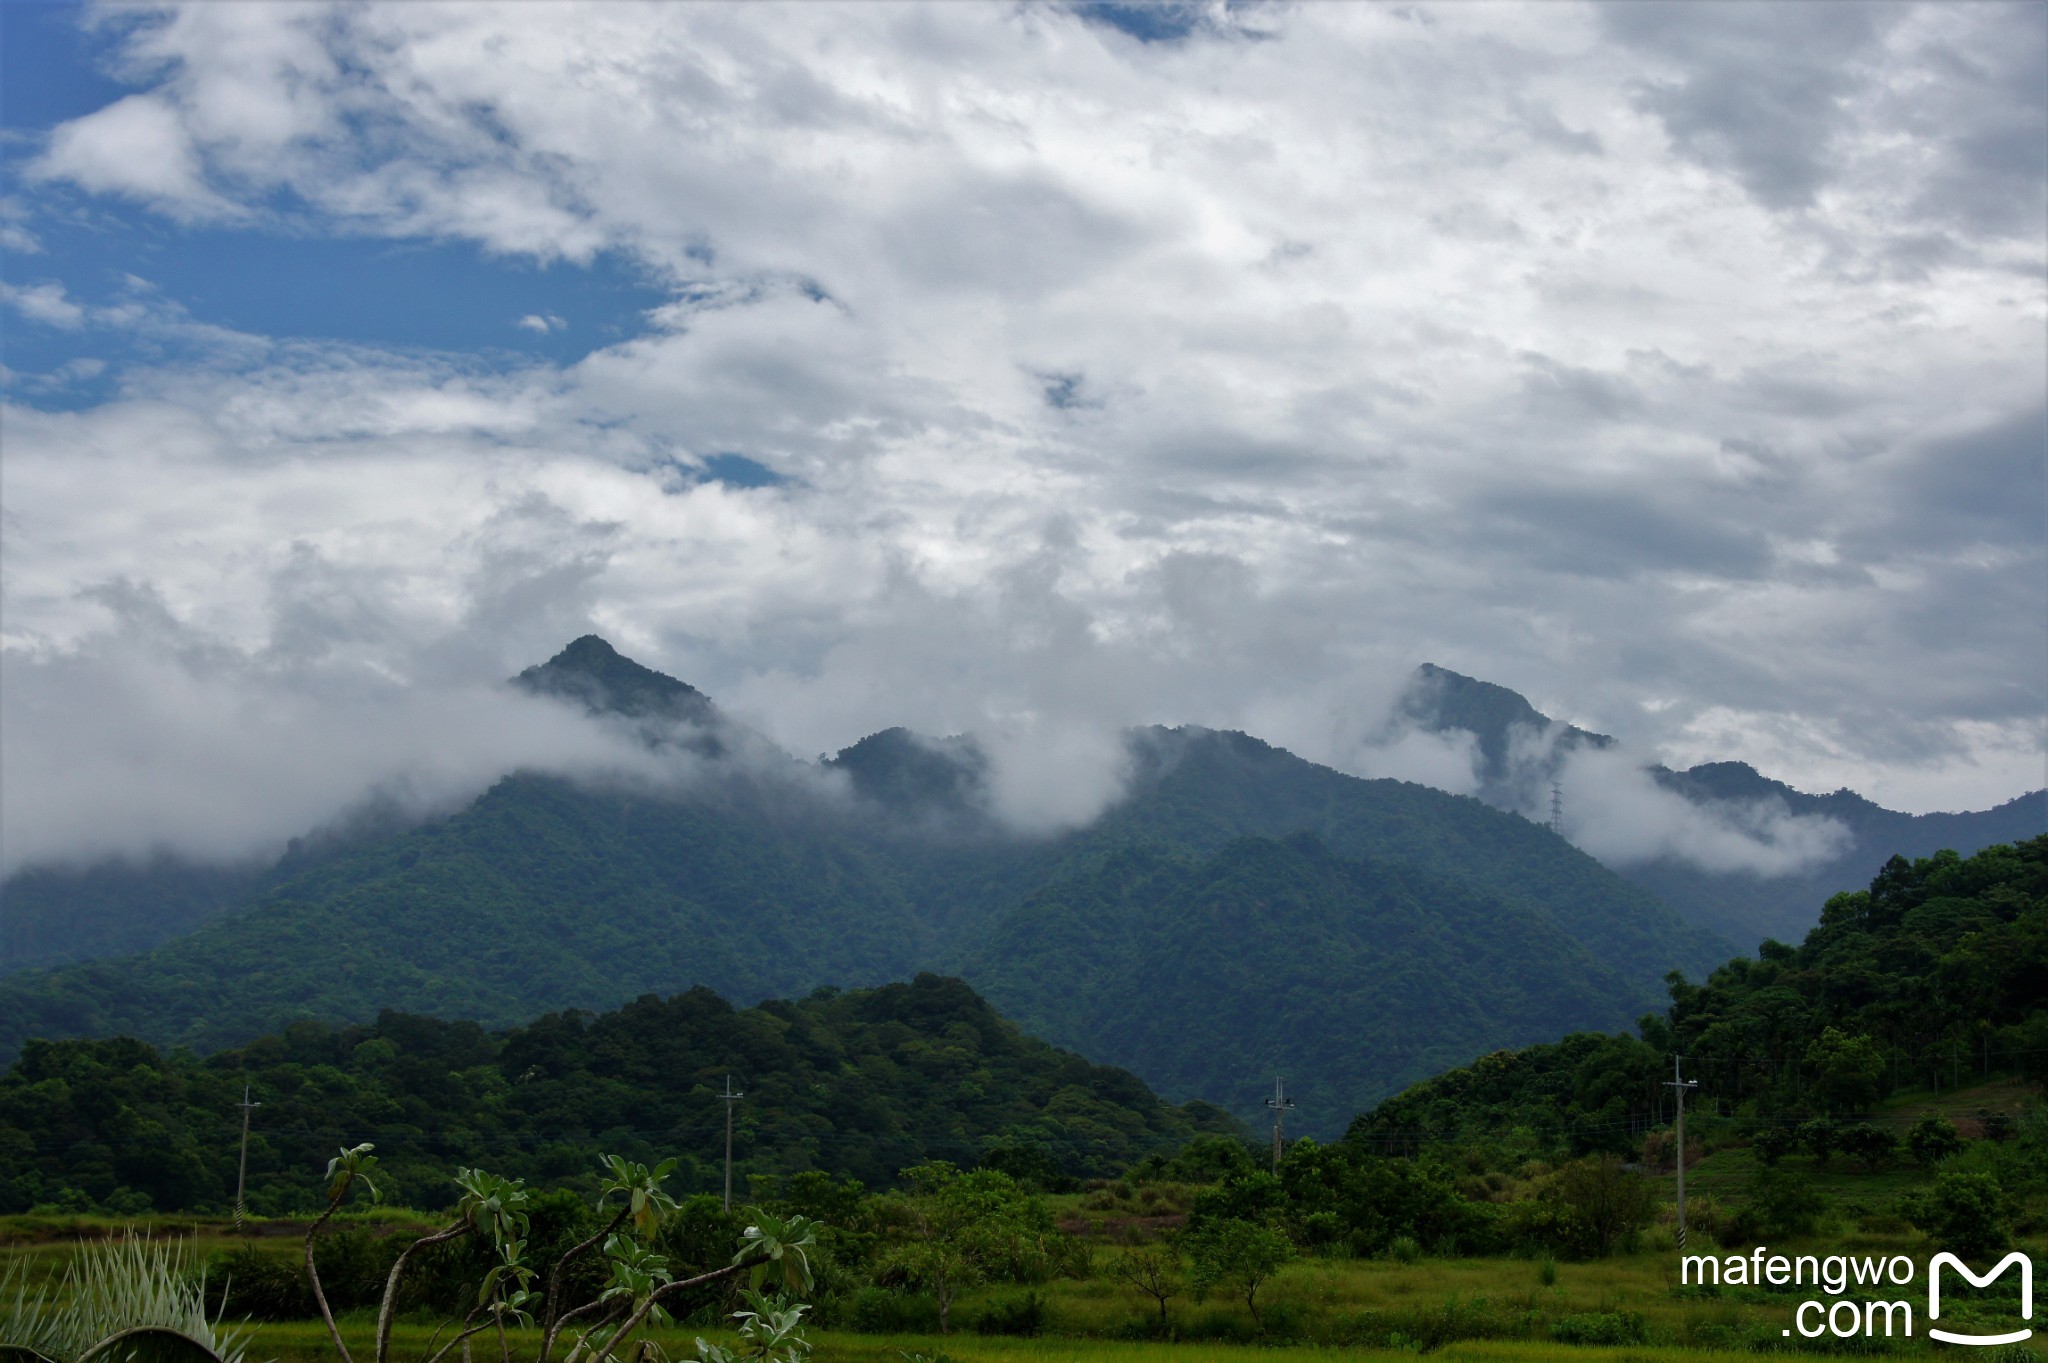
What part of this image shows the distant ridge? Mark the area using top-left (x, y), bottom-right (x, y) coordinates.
top-left (1396, 664), bottom-right (2047, 945)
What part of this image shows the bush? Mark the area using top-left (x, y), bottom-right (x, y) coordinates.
top-left (1553, 1310), bottom-right (1647, 1345)
top-left (1907, 1114), bottom-right (1964, 1166)
top-left (1797, 1119), bottom-right (1838, 1164)
top-left (1736, 1166), bottom-right (1826, 1240)
top-left (1640, 1129), bottom-right (1702, 1173)
top-left (1387, 1234), bottom-right (1421, 1264)
top-left (1751, 1125), bottom-right (1799, 1165)
top-left (1836, 1123), bottom-right (1898, 1171)
top-left (1537, 1156), bottom-right (1657, 1258)
top-left (211, 1243), bottom-right (314, 1320)
top-left (1902, 1170), bottom-right (2012, 1259)
top-left (841, 1284), bottom-right (939, 1334)
top-left (973, 1291), bottom-right (1046, 1336)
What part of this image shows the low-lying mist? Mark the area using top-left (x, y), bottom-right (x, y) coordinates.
top-left (3, 599), bottom-right (1868, 889)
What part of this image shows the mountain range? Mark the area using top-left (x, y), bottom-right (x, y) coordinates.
top-left (0, 637), bottom-right (2036, 1134)
top-left (1, 636), bottom-right (1732, 1135)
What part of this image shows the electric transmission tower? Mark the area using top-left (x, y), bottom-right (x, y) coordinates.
top-left (1548, 782), bottom-right (1564, 835)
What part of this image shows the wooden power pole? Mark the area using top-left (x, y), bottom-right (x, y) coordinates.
top-left (1265, 1076), bottom-right (1296, 1172)
top-left (234, 1084), bottom-right (261, 1234)
top-left (1664, 1057), bottom-right (1698, 1250)
top-left (720, 1075), bottom-right (745, 1210)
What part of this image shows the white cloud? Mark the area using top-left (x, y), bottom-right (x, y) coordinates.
top-left (2, 282), bottom-right (86, 329)
top-left (32, 92), bottom-right (239, 221)
top-left (0, 593), bottom-right (671, 876)
top-left (0, 0), bottom-right (2039, 879)
top-left (1555, 744), bottom-right (1853, 877)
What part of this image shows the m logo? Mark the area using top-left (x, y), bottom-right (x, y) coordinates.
top-left (1928, 1251), bottom-right (2033, 1347)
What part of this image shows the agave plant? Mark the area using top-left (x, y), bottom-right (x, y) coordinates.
top-left (0, 1233), bottom-right (250, 1363)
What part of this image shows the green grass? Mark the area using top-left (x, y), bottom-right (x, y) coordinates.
top-left (7, 1144), bottom-right (2043, 1363)
top-left (142, 1239), bottom-right (2039, 1362)
top-left (226, 1319), bottom-right (1827, 1363)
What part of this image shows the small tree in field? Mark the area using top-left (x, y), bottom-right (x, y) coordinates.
top-left (1184, 1218), bottom-right (1291, 1329)
top-left (878, 1162), bottom-right (1061, 1335)
top-left (1107, 1244), bottom-right (1183, 1332)
top-left (1541, 1156), bottom-right (1657, 1258)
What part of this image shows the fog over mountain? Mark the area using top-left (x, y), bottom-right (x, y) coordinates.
top-left (3, 2), bottom-right (2042, 885)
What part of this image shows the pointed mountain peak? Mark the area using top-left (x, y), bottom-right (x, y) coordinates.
top-left (1401, 664), bottom-right (1614, 783)
top-left (513, 635), bottom-right (715, 724)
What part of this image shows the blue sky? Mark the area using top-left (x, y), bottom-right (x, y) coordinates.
top-left (3, 4), bottom-right (670, 402)
top-left (1, 0), bottom-right (2043, 873)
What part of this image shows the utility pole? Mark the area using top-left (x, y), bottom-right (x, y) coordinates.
top-left (1265, 1076), bottom-right (1296, 1173)
top-left (234, 1084), bottom-right (261, 1234)
top-left (1664, 1057), bottom-right (1698, 1250)
top-left (720, 1075), bottom-right (745, 1211)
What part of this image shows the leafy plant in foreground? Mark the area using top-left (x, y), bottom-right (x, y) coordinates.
top-left (301, 1141), bottom-right (819, 1363)
top-left (0, 1233), bottom-right (250, 1363)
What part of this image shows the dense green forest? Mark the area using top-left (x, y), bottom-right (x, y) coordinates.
top-left (0, 974), bottom-right (1237, 1216)
top-left (965, 833), bottom-right (1645, 1129)
top-left (0, 638), bottom-right (1729, 1133)
top-left (1349, 835), bottom-right (2048, 1159)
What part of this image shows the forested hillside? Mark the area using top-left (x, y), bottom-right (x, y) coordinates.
top-left (0, 974), bottom-right (1234, 1215)
top-left (965, 833), bottom-right (1646, 1131)
top-left (1347, 835), bottom-right (2048, 1155)
top-left (0, 639), bottom-right (1729, 1131)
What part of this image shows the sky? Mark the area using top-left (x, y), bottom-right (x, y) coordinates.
top-left (2, 0), bottom-right (2044, 875)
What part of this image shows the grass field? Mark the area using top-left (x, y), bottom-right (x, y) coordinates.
top-left (222, 1318), bottom-right (1820, 1363)
top-left (9, 1224), bottom-right (2041, 1362)
top-left (6, 1077), bottom-right (2040, 1363)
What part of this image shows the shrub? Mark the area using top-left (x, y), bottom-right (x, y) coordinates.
top-left (211, 1243), bottom-right (314, 1320)
top-left (1797, 1119), bottom-right (1838, 1164)
top-left (1835, 1123), bottom-right (1898, 1171)
top-left (973, 1291), bottom-right (1045, 1336)
top-left (1553, 1310), bottom-right (1647, 1345)
top-left (1737, 1166), bottom-right (1826, 1239)
top-left (842, 1284), bottom-right (938, 1333)
top-left (1907, 1114), bottom-right (1964, 1166)
top-left (1387, 1234), bottom-right (1421, 1264)
top-left (1751, 1125), bottom-right (1799, 1165)
top-left (1902, 1170), bottom-right (2012, 1259)
top-left (1640, 1129), bottom-right (1702, 1173)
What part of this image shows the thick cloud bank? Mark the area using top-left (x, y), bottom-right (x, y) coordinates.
top-left (2, 1), bottom-right (2042, 874)
top-left (0, 600), bottom-right (675, 875)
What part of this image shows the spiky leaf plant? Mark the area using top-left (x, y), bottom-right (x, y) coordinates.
top-left (0, 1235), bottom-right (248, 1363)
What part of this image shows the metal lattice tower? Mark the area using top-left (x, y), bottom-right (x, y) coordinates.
top-left (1548, 783), bottom-right (1564, 835)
